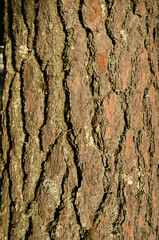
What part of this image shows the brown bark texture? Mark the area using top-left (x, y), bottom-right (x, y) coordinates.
top-left (0, 0), bottom-right (159, 239)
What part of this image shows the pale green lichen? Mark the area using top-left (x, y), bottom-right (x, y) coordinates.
top-left (43, 179), bottom-right (58, 198)
top-left (84, 125), bottom-right (95, 147)
top-left (101, 4), bottom-right (106, 19)
top-left (48, 22), bottom-right (53, 30)
top-left (122, 173), bottom-right (133, 185)
top-left (18, 44), bottom-right (28, 58)
top-left (120, 30), bottom-right (128, 41)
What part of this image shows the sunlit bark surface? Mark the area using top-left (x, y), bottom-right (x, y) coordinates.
top-left (0, 0), bottom-right (159, 239)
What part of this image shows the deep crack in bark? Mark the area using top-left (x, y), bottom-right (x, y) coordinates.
top-left (78, 0), bottom-right (111, 233)
top-left (20, 62), bottom-right (30, 191)
top-left (49, 167), bottom-right (69, 239)
top-left (5, 74), bottom-right (15, 240)
top-left (57, 0), bottom-right (83, 230)
top-left (34, 0), bottom-right (49, 152)
top-left (21, 0), bottom-right (30, 51)
top-left (105, 0), bottom-right (116, 45)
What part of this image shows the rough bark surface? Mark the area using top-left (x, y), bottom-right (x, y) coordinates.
top-left (0, 0), bottom-right (159, 239)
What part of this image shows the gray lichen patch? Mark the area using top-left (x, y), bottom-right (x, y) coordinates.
top-left (43, 179), bottom-right (59, 199)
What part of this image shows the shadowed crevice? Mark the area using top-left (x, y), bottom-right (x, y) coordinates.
top-left (56, 0), bottom-right (83, 230)
top-left (21, 0), bottom-right (30, 51)
top-left (78, 0), bottom-right (105, 153)
top-left (20, 62), bottom-right (30, 191)
top-left (7, 0), bottom-right (17, 72)
top-left (25, 133), bottom-right (64, 238)
top-left (5, 74), bottom-right (15, 240)
top-left (105, 0), bottom-right (116, 45)
top-left (0, 0), bottom-right (4, 153)
top-left (38, 67), bottom-right (49, 152)
top-left (5, 1), bottom-right (22, 238)
top-left (113, 176), bottom-right (126, 231)
top-left (25, 216), bottom-right (33, 240)
top-left (92, 185), bottom-right (110, 227)
top-left (114, 92), bottom-right (130, 169)
top-left (34, 133), bottom-right (64, 201)
top-left (130, 0), bottom-right (142, 17)
top-left (78, 1), bottom-right (112, 236)
top-left (49, 167), bottom-right (69, 239)
top-left (0, 0), bottom-right (4, 46)
top-left (33, 0), bottom-right (49, 152)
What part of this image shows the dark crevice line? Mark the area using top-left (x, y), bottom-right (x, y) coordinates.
top-left (144, 5), bottom-right (156, 76)
top-left (7, 0), bottom-right (18, 72)
top-left (7, 0), bottom-right (21, 238)
top-left (79, 0), bottom-right (111, 233)
top-left (5, 74), bottom-right (15, 240)
top-left (131, 0), bottom-right (138, 15)
top-left (20, 61), bottom-right (30, 191)
top-left (25, 132), bottom-right (64, 221)
top-left (0, 172), bottom-right (3, 211)
top-left (0, 0), bottom-right (5, 154)
top-left (38, 69), bottom-right (49, 152)
top-left (49, 167), bottom-right (69, 239)
top-left (135, 130), bottom-right (144, 168)
top-left (111, 93), bottom-right (130, 233)
top-left (157, 22), bottom-right (159, 72)
top-left (90, 74), bottom-right (105, 153)
top-left (114, 92), bottom-right (130, 169)
top-left (21, 0), bottom-right (30, 51)
top-left (79, 1), bottom-right (120, 233)
top-left (113, 176), bottom-right (126, 232)
top-left (57, 0), bottom-right (83, 230)
top-left (33, 0), bottom-right (49, 152)
top-left (106, 50), bottom-right (119, 94)
top-left (105, 0), bottom-right (116, 45)
top-left (142, 88), bottom-right (155, 230)
top-left (34, 133), bottom-right (63, 201)
top-left (79, 0), bottom-right (105, 154)
top-left (25, 216), bottom-right (33, 240)
top-left (92, 184), bottom-right (110, 227)
top-left (79, 4), bottom-right (110, 198)
top-left (147, 54), bottom-right (156, 76)
top-left (21, 0), bottom-right (29, 30)
top-left (78, 0), bottom-right (108, 172)
top-left (130, 0), bottom-right (142, 17)
top-left (0, 165), bottom-right (8, 214)
top-left (146, 186), bottom-right (153, 227)
top-left (0, 0), bottom-right (4, 46)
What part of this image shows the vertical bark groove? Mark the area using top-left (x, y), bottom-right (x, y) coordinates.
top-left (57, 0), bottom-right (83, 231)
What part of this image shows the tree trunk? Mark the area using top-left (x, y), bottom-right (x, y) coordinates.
top-left (0, 0), bottom-right (159, 239)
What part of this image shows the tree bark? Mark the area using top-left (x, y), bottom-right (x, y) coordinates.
top-left (0, 0), bottom-right (159, 239)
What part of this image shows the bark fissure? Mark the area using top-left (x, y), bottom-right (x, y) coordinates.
top-left (0, 0), bottom-right (4, 45)
top-left (114, 92), bottom-right (130, 169)
top-left (20, 62), bottom-right (30, 190)
top-left (7, 0), bottom-right (16, 71)
top-left (33, 133), bottom-right (64, 201)
top-left (57, 0), bottom-right (83, 230)
top-left (25, 216), bottom-right (33, 240)
top-left (24, 132), bottom-right (65, 239)
top-left (21, 0), bottom-right (29, 51)
top-left (112, 176), bottom-right (126, 235)
top-left (33, 0), bottom-right (49, 152)
top-left (49, 166), bottom-right (69, 239)
top-left (92, 184), bottom-right (110, 227)
top-left (5, 75), bottom-right (15, 239)
top-left (105, 0), bottom-right (116, 45)
top-left (79, 0), bottom-right (105, 157)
